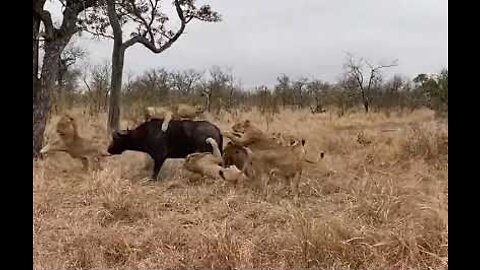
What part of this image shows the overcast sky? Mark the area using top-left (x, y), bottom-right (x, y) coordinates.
top-left (47, 0), bottom-right (448, 88)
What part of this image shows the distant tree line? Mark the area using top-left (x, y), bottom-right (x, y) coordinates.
top-left (56, 58), bottom-right (448, 118)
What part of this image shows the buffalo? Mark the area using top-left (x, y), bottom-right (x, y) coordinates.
top-left (107, 119), bottom-right (223, 180)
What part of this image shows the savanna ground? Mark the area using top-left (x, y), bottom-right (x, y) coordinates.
top-left (33, 107), bottom-right (448, 269)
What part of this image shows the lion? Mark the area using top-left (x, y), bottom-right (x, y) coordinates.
top-left (144, 103), bottom-right (205, 132)
top-left (225, 120), bottom-right (323, 161)
top-left (143, 106), bottom-right (174, 131)
top-left (245, 139), bottom-right (316, 200)
top-left (270, 131), bottom-right (306, 147)
top-left (174, 103), bottom-right (205, 119)
top-left (223, 120), bottom-right (276, 150)
top-left (40, 114), bottom-right (108, 170)
top-left (183, 137), bottom-right (247, 184)
top-left (222, 120), bottom-right (325, 199)
top-left (222, 141), bottom-right (255, 178)
top-left (224, 120), bottom-right (309, 152)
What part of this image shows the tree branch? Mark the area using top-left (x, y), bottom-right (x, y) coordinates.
top-left (83, 76), bottom-right (92, 92)
top-left (128, 0), bottom-right (156, 42)
top-left (174, 0), bottom-right (186, 21)
top-left (36, 9), bottom-right (55, 40)
top-left (367, 59), bottom-right (398, 72)
top-left (351, 66), bottom-right (364, 91)
top-left (148, 0), bottom-right (159, 37)
top-left (68, 0), bottom-right (98, 14)
top-left (374, 63), bottom-right (398, 71)
top-left (366, 70), bottom-right (375, 92)
top-left (81, 27), bottom-right (115, 39)
top-left (123, 0), bottom-right (187, 52)
top-left (366, 60), bottom-right (398, 91)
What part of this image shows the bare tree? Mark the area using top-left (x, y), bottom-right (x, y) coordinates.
top-left (307, 79), bottom-right (329, 113)
top-left (134, 68), bottom-right (171, 103)
top-left (196, 80), bottom-right (211, 112)
top-left (202, 66), bottom-right (230, 112)
top-left (62, 67), bottom-right (83, 91)
top-left (80, 61), bottom-right (111, 114)
top-left (291, 77), bottom-right (308, 108)
top-left (57, 43), bottom-right (87, 88)
top-left (170, 69), bottom-right (203, 97)
top-left (52, 45), bottom-right (85, 112)
top-left (226, 74), bottom-right (238, 108)
top-left (91, 61), bottom-right (112, 112)
top-left (373, 74), bottom-right (405, 110)
top-left (256, 85), bottom-right (272, 113)
top-left (389, 74), bottom-right (404, 93)
top-left (274, 74), bottom-right (291, 108)
top-left (83, 0), bottom-right (220, 132)
top-left (123, 70), bottom-right (136, 93)
top-left (343, 53), bottom-right (398, 112)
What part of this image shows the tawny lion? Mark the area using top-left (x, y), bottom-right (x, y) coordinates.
top-left (144, 103), bottom-right (205, 132)
top-left (222, 119), bottom-right (324, 199)
top-left (183, 137), bottom-right (248, 184)
top-left (40, 114), bottom-right (109, 170)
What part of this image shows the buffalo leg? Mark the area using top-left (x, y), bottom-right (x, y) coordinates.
top-left (152, 156), bottom-right (167, 180)
top-left (80, 157), bottom-right (89, 171)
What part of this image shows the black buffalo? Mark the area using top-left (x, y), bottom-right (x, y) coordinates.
top-left (107, 119), bottom-right (223, 180)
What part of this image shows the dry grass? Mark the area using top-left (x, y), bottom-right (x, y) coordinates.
top-left (34, 107), bottom-right (448, 269)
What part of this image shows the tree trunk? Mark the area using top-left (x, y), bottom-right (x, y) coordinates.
top-left (33, 0), bottom-right (96, 158)
top-left (33, 21), bottom-right (39, 92)
top-left (33, 0), bottom-right (43, 97)
top-left (57, 59), bottom-right (67, 88)
top-left (32, 8), bottom-right (45, 158)
top-left (204, 91), bottom-right (212, 112)
top-left (361, 89), bottom-right (369, 113)
top-left (228, 88), bottom-right (234, 108)
top-left (33, 39), bottom-right (70, 158)
top-left (108, 41), bottom-right (125, 133)
top-left (363, 100), bottom-right (369, 113)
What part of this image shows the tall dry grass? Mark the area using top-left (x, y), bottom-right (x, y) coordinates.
top-left (34, 107), bottom-right (448, 269)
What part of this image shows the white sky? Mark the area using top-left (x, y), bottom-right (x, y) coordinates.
top-left (45, 0), bottom-right (448, 88)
